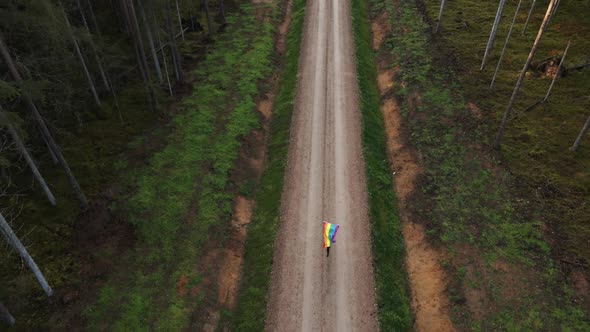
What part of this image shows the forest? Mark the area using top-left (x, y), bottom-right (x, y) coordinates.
top-left (1, 0), bottom-right (589, 330)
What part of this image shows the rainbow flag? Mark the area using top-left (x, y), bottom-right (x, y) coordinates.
top-left (323, 221), bottom-right (340, 248)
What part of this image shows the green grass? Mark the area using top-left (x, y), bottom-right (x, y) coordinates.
top-left (424, 0), bottom-right (590, 265)
top-left (382, 0), bottom-right (589, 329)
top-left (352, 0), bottom-right (412, 329)
top-left (232, 0), bottom-right (306, 329)
top-left (83, 3), bottom-right (277, 330)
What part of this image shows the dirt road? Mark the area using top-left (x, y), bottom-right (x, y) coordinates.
top-left (265, 0), bottom-right (378, 330)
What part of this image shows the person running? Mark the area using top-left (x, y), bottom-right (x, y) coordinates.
top-left (323, 221), bottom-right (340, 257)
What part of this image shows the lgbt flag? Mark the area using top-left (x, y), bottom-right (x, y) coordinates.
top-left (323, 221), bottom-right (340, 248)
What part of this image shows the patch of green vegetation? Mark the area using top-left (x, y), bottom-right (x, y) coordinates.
top-left (84, 3), bottom-right (277, 330)
top-left (232, 0), bottom-right (306, 329)
top-left (353, 0), bottom-right (412, 329)
top-left (384, 0), bottom-right (589, 329)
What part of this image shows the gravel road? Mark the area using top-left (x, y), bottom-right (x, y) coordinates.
top-left (265, 0), bottom-right (378, 330)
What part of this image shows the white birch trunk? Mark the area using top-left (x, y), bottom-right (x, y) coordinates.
top-left (481, 0), bottom-right (507, 70)
top-left (43, 134), bottom-right (58, 164)
top-left (522, 0), bottom-right (536, 35)
top-left (490, 0), bottom-right (522, 89)
top-left (570, 114), bottom-right (590, 151)
top-left (0, 109), bottom-right (56, 206)
top-left (175, 0), bottom-right (184, 41)
top-left (165, 1), bottom-right (182, 81)
top-left (0, 212), bottom-right (53, 297)
top-left (79, 0), bottom-right (111, 92)
top-left (435, 0), bottom-right (446, 33)
top-left (84, 0), bottom-right (102, 39)
top-left (543, 40), bottom-right (570, 102)
top-left (61, 8), bottom-right (101, 108)
top-left (494, 0), bottom-right (559, 147)
top-left (155, 23), bottom-right (174, 96)
top-left (138, 1), bottom-right (164, 83)
top-left (126, 0), bottom-right (157, 113)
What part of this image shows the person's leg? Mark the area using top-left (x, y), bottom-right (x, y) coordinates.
top-left (327, 246), bottom-right (330, 257)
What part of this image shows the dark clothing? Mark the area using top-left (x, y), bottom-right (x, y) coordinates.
top-left (326, 246), bottom-right (330, 257)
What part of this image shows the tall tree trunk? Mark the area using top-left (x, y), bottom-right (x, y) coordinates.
top-left (494, 0), bottom-right (559, 147)
top-left (522, 0), bottom-right (536, 35)
top-left (126, 0), bottom-right (157, 113)
top-left (155, 23), bottom-right (174, 96)
top-left (84, 0), bottom-right (102, 39)
top-left (165, 1), bottom-right (182, 81)
top-left (543, 40), bottom-right (570, 102)
top-left (43, 135), bottom-right (58, 164)
top-left (490, 0), bottom-right (522, 89)
top-left (0, 108), bottom-right (56, 206)
top-left (61, 7), bottom-right (102, 108)
top-left (0, 36), bottom-right (89, 208)
top-left (435, 0), bottom-right (446, 33)
top-left (175, 0), bottom-right (184, 41)
top-left (481, 0), bottom-right (507, 70)
top-left (79, 0), bottom-right (110, 91)
top-left (138, 1), bottom-right (163, 83)
top-left (202, 0), bottom-right (213, 37)
top-left (0, 302), bottom-right (15, 327)
top-left (0, 212), bottom-right (53, 297)
top-left (570, 114), bottom-right (590, 151)
top-left (549, 0), bottom-right (560, 24)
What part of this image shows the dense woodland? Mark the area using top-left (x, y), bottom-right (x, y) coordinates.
top-left (1, 0), bottom-right (231, 327)
top-left (0, 0), bottom-right (589, 329)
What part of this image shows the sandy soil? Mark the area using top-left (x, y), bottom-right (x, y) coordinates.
top-left (372, 12), bottom-right (455, 332)
top-left (265, 0), bottom-right (378, 330)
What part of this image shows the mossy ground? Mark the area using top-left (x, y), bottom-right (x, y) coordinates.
top-left (424, 0), bottom-right (590, 264)
top-left (380, 0), bottom-right (589, 329)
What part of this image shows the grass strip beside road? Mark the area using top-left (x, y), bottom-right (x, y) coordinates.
top-left (352, 0), bottom-right (413, 329)
top-left (385, 0), bottom-right (589, 329)
top-left (233, 0), bottom-right (306, 329)
top-left (85, 4), bottom-right (276, 330)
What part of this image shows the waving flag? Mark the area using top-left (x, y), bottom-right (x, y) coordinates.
top-left (323, 221), bottom-right (340, 248)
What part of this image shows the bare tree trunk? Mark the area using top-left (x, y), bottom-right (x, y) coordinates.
top-left (84, 0), bottom-right (102, 39)
top-left (202, 0), bottom-right (213, 37)
top-left (543, 40), bottom-right (570, 102)
top-left (570, 114), bottom-right (590, 151)
top-left (435, 0), bottom-right (446, 33)
top-left (494, 0), bottom-right (559, 147)
top-left (548, 0), bottom-right (560, 24)
top-left (138, 1), bottom-right (163, 83)
top-left (155, 23), bottom-right (174, 96)
top-left (0, 36), bottom-right (89, 209)
top-left (0, 212), bottom-right (53, 297)
top-left (522, 0), bottom-right (536, 35)
top-left (126, 0), bottom-right (157, 113)
top-left (481, 0), bottom-right (507, 70)
top-left (43, 135), bottom-right (58, 164)
top-left (490, 0), bottom-right (522, 89)
top-left (0, 108), bottom-right (56, 206)
top-left (61, 7), bottom-right (102, 108)
top-left (79, 0), bottom-right (110, 91)
top-left (166, 1), bottom-right (182, 81)
top-left (0, 302), bottom-right (15, 327)
top-left (175, 0), bottom-right (184, 41)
